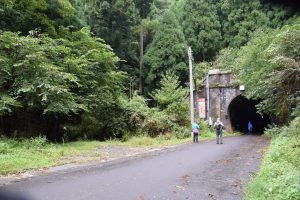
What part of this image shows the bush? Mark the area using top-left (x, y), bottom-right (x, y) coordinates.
top-left (123, 94), bottom-right (150, 133)
top-left (173, 126), bottom-right (191, 139)
top-left (245, 117), bottom-right (300, 200)
top-left (0, 142), bottom-right (9, 154)
top-left (141, 109), bottom-right (172, 137)
top-left (151, 72), bottom-right (190, 126)
top-left (61, 72), bottom-right (191, 140)
top-left (264, 124), bottom-right (282, 137)
top-left (23, 136), bottom-right (48, 149)
top-left (121, 94), bottom-right (179, 138)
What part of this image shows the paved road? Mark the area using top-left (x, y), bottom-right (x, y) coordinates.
top-left (2, 135), bottom-right (269, 200)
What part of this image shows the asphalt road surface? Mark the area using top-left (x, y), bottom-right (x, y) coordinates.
top-left (2, 135), bottom-right (269, 200)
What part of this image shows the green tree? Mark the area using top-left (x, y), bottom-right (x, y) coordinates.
top-left (148, 0), bottom-right (176, 23)
top-left (144, 10), bottom-right (188, 93)
top-left (216, 0), bottom-right (269, 48)
top-left (88, 0), bottom-right (140, 69)
top-left (0, 28), bottom-right (124, 139)
top-left (0, 0), bottom-right (83, 36)
top-left (181, 0), bottom-right (222, 61)
top-left (134, 0), bottom-right (154, 18)
top-left (215, 22), bottom-right (300, 123)
top-left (151, 71), bottom-right (189, 125)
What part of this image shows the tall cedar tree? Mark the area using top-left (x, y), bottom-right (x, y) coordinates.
top-left (88, 0), bottom-right (140, 71)
top-left (134, 0), bottom-right (154, 18)
top-left (143, 10), bottom-right (188, 93)
top-left (216, 0), bottom-right (270, 48)
top-left (181, 0), bottom-right (222, 61)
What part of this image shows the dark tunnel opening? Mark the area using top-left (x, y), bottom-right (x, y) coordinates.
top-left (228, 95), bottom-right (271, 134)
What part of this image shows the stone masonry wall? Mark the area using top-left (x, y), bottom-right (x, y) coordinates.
top-left (205, 70), bottom-right (242, 132)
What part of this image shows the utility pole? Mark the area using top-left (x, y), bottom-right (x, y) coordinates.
top-left (139, 24), bottom-right (144, 94)
top-left (188, 47), bottom-right (194, 125)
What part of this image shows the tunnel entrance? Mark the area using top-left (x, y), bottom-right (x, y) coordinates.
top-left (228, 95), bottom-right (270, 134)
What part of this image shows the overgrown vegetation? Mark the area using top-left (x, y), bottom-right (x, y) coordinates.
top-left (215, 22), bottom-right (300, 124)
top-left (117, 72), bottom-right (190, 139)
top-left (245, 117), bottom-right (300, 200)
top-left (0, 28), bottom-right (124, 140)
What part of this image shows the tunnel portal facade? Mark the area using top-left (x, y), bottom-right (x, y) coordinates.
top-left (197, 69), bottom-right (269, 133)
top-left (204, 69), bottom-right (241, 132)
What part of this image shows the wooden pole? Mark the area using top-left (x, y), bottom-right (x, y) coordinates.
top-left (188, 47), bottom-right (194, 124)
top-left (139, 24), bottom-right (144, 94)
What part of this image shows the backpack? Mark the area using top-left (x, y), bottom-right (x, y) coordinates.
top-left (216, 123), bottom-right (222, 131)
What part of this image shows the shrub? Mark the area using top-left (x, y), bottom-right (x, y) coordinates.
top-left (23, 136), bottom-right (48, 149)
top-left (151, 72), bottom-right (189, 126)
top-left (245, 117), bottom-right (300, 200)
top-left (0, 142), bottom-right (9, 154)
top-left (173, 126), bottom-right (190, 139)
top-left (141, 109), bottom-right (172, 137)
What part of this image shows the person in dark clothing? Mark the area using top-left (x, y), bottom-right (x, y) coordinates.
top-left (248, 121), bottom-right (253, 134)
top-left (214, 118), bottom-right (224, 144)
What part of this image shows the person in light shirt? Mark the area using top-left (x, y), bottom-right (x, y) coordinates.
top-left (214, 118), bottom-right (224, 144)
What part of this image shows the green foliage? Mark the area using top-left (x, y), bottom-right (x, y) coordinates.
top-left (0, 141), bottom-right (9, 154)
top-left (116, 73), bottom-right (189, 138)
top-left (182, 0), bottom-right (222, 61)
top-left (151, 72), bottom-right (189, 125)
top-left (87, 0), bottom-right (140, 70)
top-left (0, 28), bottom-right (126, 139)
top-left (134, 0), bottom-right (154, 18)
top-left (262, 1), bottom-right (297, 29)
top-left (148, 0), bottom-right (174, 19)
top-left (0, 28), bottom-right (121, 117)
top-left (0, 31), bottom-right (81, 116)
top-left (246, 117), bottom-right (300, 200)
top-left (172, 126), bottom-right (190, 139)
top-left (119, 94), bottom-right (171, 137)
top-left (194, 62), bottom-right (213, 88)
top-left (0, 95), bottom-right (21, 115)
top-left (121, 93), bottom-right (151, 135)
top-left (215, 22), bottom-right (300, 123)
top-left (141, 108), bottom-right (172, 137)
top-left (144, 10), bottom-right (188, 92)
top-left (23, 136), bottom-right (48, 149)
top-left (0, 0), bottom-right (82, 36)
top-left (216, 0), bottom-right (269, 48)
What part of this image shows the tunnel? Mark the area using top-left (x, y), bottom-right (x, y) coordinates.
top-left (228, 95), bottom-right (271, 134)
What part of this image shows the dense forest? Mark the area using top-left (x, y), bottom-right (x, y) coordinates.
top-left (0, 0), bottom-right (299, 141)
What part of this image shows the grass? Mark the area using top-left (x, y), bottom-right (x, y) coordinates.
top-left (245, 117), bottom-right (300, 200)
top-left (0, 129), bottom-right (236, 176)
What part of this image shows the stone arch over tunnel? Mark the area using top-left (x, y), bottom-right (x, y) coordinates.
top-left (228, 95), bottom-right (270, 134)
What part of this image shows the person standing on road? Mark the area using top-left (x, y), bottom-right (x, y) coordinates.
top-left (192, 122), bottom-right (200, 143)
top-left (248, 121), bottom-right (253, 134)
top-left (214, 118), bottom-right (224, 144)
